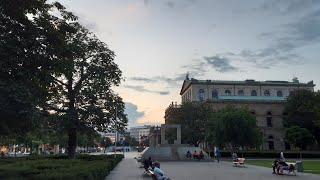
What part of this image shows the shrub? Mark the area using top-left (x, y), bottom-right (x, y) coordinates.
top-left (0, 155), bottom-right (123, 179)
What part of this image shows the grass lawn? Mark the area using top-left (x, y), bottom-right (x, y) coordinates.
top-left (246, 159), bottom-right (320, 174)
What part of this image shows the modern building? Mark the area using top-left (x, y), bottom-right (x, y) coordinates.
top-left (129, 125), bottom-right (151, 143)
top-left (165, 77), bottom-right (315, 150)
top-left (101, 132), bottom-right (124, 143)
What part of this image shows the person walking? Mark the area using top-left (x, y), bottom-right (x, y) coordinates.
top-left (215, 148), bottom-right (221, 163)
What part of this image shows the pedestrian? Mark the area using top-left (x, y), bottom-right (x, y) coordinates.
top-left (215, 148), bottom-right (221, 163)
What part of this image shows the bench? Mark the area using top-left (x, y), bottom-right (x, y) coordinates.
top-left (233, 158), bottom-right (245, 167)
top-left (147, 169), bottom-right (157, 180)
top-left (276, 162), bottom-right (296, 176)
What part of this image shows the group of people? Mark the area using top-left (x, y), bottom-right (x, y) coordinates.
top-left (143, 157), bottom-right (170, 180)
top-left (186, 150), bottom-right (204, 160)
top-left (272, 152), bottom-right (295, 175)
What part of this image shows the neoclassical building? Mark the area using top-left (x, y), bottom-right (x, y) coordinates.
top-left (166, 77), bottom-right (315, 150)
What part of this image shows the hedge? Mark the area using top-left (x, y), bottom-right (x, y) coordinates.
top-left (207, 151), bottom-right (320, 159)
top-left (0, 154), bottom-right (123, 180)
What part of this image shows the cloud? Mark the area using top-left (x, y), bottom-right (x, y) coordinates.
top-left (166, 1), bottom-right (175, 8)
top-left (130, 77), bottom-right (156, 83)
top-left (259, 0), bottom-right (320, 15)
top-left (125, 102), bottom-right (145, 127)
top-left (203, 56), bottom-right (238, 72)
top-left (130, 74), bottom-right (186, 87)
top-left (123, 85), bottom-right (170, 95)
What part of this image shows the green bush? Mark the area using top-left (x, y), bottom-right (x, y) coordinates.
top-left (214, 151), bottom-right (320, 158)
top-left (0, 155), bottom-right (123, 180)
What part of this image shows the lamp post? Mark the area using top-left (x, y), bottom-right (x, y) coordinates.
top-left (114, 106), bottom-right (117, 158)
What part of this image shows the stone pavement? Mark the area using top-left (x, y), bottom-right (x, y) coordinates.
top-left (106, 152), bottom-right (320, 180)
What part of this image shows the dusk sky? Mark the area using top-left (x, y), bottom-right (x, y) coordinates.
top-left (59, 0), bottom-right (320, 127)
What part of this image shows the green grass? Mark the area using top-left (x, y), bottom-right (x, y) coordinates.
top-left (0, 154), bottom-right (123, 180)
top-left (246, 159), bottom-right (320, 174)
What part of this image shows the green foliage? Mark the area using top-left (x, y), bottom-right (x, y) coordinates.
top-left (285, 126), bottom-right (314, 150)
top-left (167, 102), bottom-right (213, 145)
top-left (0, 155), bottom-right (123, 179)
top-left (207, 106), bottom-right (262, 149)
top-left (284, 89), bottom-right (320, 145)
top-left (0, 0), bottom-right (127, 158)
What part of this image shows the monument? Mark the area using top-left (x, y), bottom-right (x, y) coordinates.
top-left (141, 124), bottom-right (210, 161)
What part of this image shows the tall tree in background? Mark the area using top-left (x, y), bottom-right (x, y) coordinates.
top-left (284, 89), bottom-right (320, 145)
top-left (208, 106), bottom-right (262, 150)
top-left (166, 102), bottom-right (212, 146)
top-left (285, 126), bottom-right (314, 151)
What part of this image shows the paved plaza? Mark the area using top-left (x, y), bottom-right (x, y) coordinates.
top-left (106, 152), bottom-right (320, 180)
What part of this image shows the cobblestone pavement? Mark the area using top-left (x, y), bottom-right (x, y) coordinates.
top-left (106, 152), bottom-right (320, 180)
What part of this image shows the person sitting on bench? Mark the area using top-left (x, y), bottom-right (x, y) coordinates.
top-left (143, 157), bottom-right (152, 171)
top-left (186, 150), bottom-right (192, 159)
top-left (199, 151), bottom-right (204, 160)
top-left (153, 162), bottom-right (169, 180)
top-left (232, 152), bottom-right (238, 162)
top-left (272, 159), bottom-right (279, 174)
top-left (192, 150), bottom-right (198, 159)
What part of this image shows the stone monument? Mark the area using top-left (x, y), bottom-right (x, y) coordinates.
top-left (140, 124), bottom-right (210, 161)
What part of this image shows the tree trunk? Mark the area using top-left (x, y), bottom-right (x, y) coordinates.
top-left (68, 127), bottom-right (77, 159)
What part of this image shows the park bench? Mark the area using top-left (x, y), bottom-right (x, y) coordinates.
top-left (233, 158), bottom-right (245, 167)
top-left (147, 169), bottom-right (157, 180)
top-left (275, 162), bottom-right (296, 176)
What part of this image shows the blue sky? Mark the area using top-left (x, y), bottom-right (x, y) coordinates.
top-left (59, 0), bottom-right (320, 127)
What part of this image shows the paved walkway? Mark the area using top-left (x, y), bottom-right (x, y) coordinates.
top-left (106, 152), bottom-right (320, 180)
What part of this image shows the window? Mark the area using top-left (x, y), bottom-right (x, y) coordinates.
top-left (267, 111), bottom-right (272, 116)
top-left (251, 90), bottom-right (257, 96)
top-left (250, 110), bottom-right (256, 115)
top-left (268, 135), bottom-right (274, 139)
top-left (225, 89), bottom-right (231, 96)
top-left (238, 90), bottom-right (244, 96)
top-left (268, 141), bottom-right (275, 150)
top-left (267, 117), bottom-right (272, 127)
top-left (277, 90), bottom-right (283, 97)
top-left (264, 90), bottom-right (270, 96)
top-left (198, 89), bottom-right (205, 101)
top-left (212, 89), bottom-right (218, 99)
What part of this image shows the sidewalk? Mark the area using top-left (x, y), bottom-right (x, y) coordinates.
top-left (105, 152), bottom-right (149, 180)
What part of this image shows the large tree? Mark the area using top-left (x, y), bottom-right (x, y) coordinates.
top-left (285, 126), bottom-right (314, 151)
top-left (284, 89), bottom-right (320, 145)
top-left (208, 106), bottom-right (262, 150)
top-left (166, 102), bottom-right (212, 146)
top-left (0, 0), bottom-right (127, 158)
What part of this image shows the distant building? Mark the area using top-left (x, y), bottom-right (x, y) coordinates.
top-left (129, 125), bottom-right (151, 143)
top-left (165, 77), bottom-right (315, 150)
top-left (101, 132), bottom-right (124, 143)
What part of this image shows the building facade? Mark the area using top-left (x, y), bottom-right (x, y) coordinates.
top-left (166, 77), bottom-right (315, 150)
top-left (129, 125), bottom-right (151, 143)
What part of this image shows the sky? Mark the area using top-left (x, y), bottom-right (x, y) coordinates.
top-left (58, 0), bottom-right (320, 127)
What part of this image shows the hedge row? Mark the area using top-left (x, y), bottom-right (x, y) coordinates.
top-left (0, 154), bottom-right (123, 180)
top-left (208, 151), bottom-right (320, 158)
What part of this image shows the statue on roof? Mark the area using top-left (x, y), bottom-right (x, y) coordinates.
top-left (185, 72), bottom-right (190, 80)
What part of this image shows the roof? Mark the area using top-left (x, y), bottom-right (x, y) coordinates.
top-left (180, 78), bottom-right (315, 95)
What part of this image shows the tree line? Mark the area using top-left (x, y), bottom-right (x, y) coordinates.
top-left (166, 89), bottom-right (320, 151)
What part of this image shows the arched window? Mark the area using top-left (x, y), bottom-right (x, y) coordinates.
top-left (238, 90), bottom-right (244, 96)
top-left (251, 90), bottom-right (257, 96)
top-left (225, 89), bottom-right (231, 96)
top-left (198, 89), bottom-right (205, 101)
top-left (277, 90), bottom-right (283, 97)
top-left (267, 111), bottom-right (272, 116)
top-left (264, 90), bottom-right (270, 96)
top-left (268, 135), bottom-right (274, 139)
top-left (212, 89), bottom-right (218, 99)
top-left (250, 110), bottom-right (256, 115)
